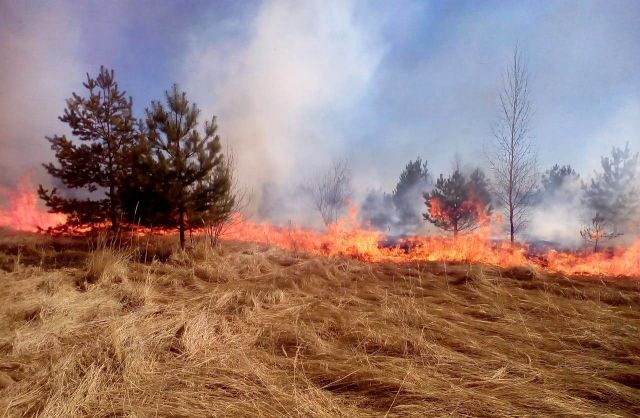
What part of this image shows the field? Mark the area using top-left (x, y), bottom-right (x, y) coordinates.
top-left (0, 230), bottom-right (639, 417)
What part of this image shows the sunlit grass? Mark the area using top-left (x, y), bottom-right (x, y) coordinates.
top-left (0, 232), bottom-right (638, 416)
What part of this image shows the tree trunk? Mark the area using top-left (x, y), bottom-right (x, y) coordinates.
top-left (509, 204), bottom-right (515, 244)
top-left (179, 211), bottom-right (185, 250)
top-left (109, 184), bottom-right (118, 230)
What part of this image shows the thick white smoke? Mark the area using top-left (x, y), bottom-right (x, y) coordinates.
top-left (184, 0), bottom-right (387, 217)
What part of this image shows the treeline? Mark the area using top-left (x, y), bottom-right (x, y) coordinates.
top-left (39, 65), bottom-right (639, 252)
top-left (38, 67), bottom-right (235, 249)
top-left (356, 144), bottom-right (639, 251)
top-left (356, 48), bottom-right (639, 250)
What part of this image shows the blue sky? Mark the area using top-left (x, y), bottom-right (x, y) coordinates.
top-left (1, 0), bottom-right (639, 197)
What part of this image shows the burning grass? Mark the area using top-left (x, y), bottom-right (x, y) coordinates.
top-left (1, 181), bottom-right (639, 278)
top-left (0, 233), bottom-right (639, 417)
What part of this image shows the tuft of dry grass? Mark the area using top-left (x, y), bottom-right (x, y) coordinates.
top-left (83, 249), bottom-right (130, 285)
top-left (0, 233), bottom-right (639, 417)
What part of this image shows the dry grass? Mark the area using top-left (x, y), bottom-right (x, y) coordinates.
top-left (0, 233), bottom-right (639, 417)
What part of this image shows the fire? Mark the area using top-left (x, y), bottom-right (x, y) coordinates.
top-left (223, 207), bottom-right (387, 261)
top-left (223, 210), bottom-right (529, 265)
top-left (0, 180), bottom-right (638, 279)
top-left (222, 207), bottom-right (639, 278)
top-left (545, 242), bottom-right (640, 277)
top-left (0, 178), bottom-right (66, 232)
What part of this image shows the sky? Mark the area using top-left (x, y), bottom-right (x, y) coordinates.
top-left (1, 0), bottom-right (639, 211)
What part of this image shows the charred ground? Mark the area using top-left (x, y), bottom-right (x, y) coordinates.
top-left (0, 232), bottom-right (639, 417)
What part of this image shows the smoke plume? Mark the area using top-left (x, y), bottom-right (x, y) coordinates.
top-left (0, 3), bottom-right (83, 190)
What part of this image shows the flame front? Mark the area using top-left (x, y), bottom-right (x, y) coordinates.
top-left (0, 181), bottom-right (638, 278)
top-left (0, 178), bottom-right (66, 232)
top-left (223, 207), bottom-right (639, 278)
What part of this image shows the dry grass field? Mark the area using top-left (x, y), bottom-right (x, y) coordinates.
top-left (0, 230), bottom-right (639, 417)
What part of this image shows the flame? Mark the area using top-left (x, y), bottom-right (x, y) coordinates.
top-left (223, 208), bottom-right (528, 266)
top-left (545, 242), bottom-right (640, 277)
top-left (222, 207), bottom-right (639, 278)
top-left (222, 207), bottom-right (386, 261)
top-left (427, 194), bottom-right (491, 234)
top-left (0, 178), bottom-right (66, 232)
top-left (0, 179), bottom-right (637, 278)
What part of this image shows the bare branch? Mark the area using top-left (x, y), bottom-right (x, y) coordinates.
top-left (310, 159), bottom-right (351, 226)
top-left (488, 48), bottom-right (538, 244)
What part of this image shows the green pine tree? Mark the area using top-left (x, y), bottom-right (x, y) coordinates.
top-left (118, 132), bottom-right (174, 227)
top-left (38, 66), bottom-right (137, 229)
top-left (391, 157), bottom-right (430, 226)
top-left (142, 84), bottom-right (231, 249)
top-left (423, 169), bottom-right (492, 237)
top-left (189, 159), bottom-right (235, 246)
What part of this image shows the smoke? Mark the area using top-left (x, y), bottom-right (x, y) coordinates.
top-left (580, 101), bottom-right (640, 174)
top-left (0, 3), bottom-right (83, 190)
top-left (361, 182), bottom-right (432, 236)
top-left (526, 175), bottom-right (586, 247)
top-left (179, 0), bottom-right (640, 233)
top-left (361, 185), bottom-right (430, 236)
top-left (0, 1), bottom-right (639, 244)
top-left (183, 0), bottom-right (388, 215)
top-left (361, 157), bottom-right (432, 236)
top-left (526, 143), bottom-right (640, 247)
top-left (254, 182), bottom-right (319, 228)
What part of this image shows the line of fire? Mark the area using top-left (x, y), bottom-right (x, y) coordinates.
top-left (0, 60), bottom-right (638, 279)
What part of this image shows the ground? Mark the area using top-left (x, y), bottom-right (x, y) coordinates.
top-left (0, 231), bottom-right (639, 417)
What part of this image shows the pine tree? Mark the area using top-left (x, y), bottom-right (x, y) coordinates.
top-left (533, 164), bottom-right (580, 204)
top-left (118, 133), bottom-right (174, 226)
top-left (423, 169), bottom-right (492, 237)
top-left (541, 164), bottom-right (579, 193)
top-left (583, 143), bottom-right (639, 233)
top-left (189, 160), bottom-right (235, 246)
top-left (467, 168), bottom-right (493, 208)
top-left (391, 157), bottom-right (430, 226)
top-left (38, 66), bottom-right (137, 229)
top-left (143, 84), bottom-right (230, 249)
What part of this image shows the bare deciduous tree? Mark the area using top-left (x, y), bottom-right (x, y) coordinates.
top-left (489, 47), bottom-right (538, 244)
top-left (580, 212), bottom-right (621, 253)
top-left (311, 159), bottom-right (351, 226)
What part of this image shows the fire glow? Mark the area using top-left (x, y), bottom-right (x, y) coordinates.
top-left (222, 208), bottom-right (640, 279)
top-left (0, 178), bottom-right (67, 232)
top-left (0, 184), bottom-right (638, 279)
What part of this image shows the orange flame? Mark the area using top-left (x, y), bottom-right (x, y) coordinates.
top-left (221, 207), bottom-right (638, 278)
top-left (545, 242), bottom-right (640, 277)
top-left (0, 179), bottom-right (638, 278)
top-left (223, 208), bottom-right (527, 265)
top-left (0, 178), bottom-right (66, 232)
top-left (428, 194), bottom-right (491, 233)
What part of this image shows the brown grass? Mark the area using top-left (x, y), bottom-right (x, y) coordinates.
top-left (0, 233), bottom-right (639, 417)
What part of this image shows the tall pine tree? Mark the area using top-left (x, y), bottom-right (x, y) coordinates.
top-left (38, 66), bottom-right (137, 229)
top-left (143, 84), bottom-right (230, 249)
